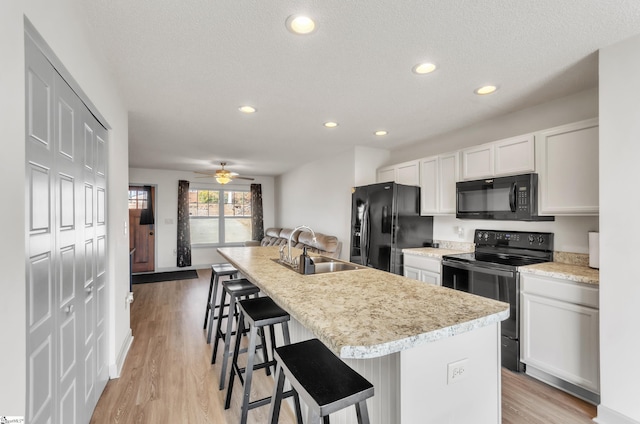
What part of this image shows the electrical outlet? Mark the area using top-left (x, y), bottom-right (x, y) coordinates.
top-left (447, 358), bottom-right (468, 384)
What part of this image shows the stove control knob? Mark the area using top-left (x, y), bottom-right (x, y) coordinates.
top-left (483, 232), bottom-right (489, 241)
top-left (528, 235), bottom-right (535, 243)
top-left (538, 235), bottom-right (545, 244)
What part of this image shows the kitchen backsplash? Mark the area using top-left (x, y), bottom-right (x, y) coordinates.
top-left (434, 240), bottom-right (475, 252)
top-left (553, 251), bottom-right (589, 267)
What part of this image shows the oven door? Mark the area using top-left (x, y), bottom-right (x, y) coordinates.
top-left (441, 259), bottom-right (518, 341)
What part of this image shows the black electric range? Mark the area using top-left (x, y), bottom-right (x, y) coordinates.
top-left (441, 229), bottom-right (554, 371)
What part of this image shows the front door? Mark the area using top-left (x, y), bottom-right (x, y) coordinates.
top-left (128, 185), bottom-right (155, 273)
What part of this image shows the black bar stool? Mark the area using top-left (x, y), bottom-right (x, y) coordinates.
top-left (212, 278), bottom-right (264, 390)
top-left (224, 296), bottom-right (303, 424)
top-left (204, 263), bottom-right (238, 343)
top-left (268, 338), bottom-right (374, 424)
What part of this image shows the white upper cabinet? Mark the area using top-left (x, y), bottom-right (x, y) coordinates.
top-left (536, 118), bottom-right (599, 215)
top-left (461, 134), bottom-right (535, 180)
top-left (420, 152), bottom-right (459, 215)
top-left (461, 143), bottom-right (494, 180)
top-left (377, 159), bottom-right (420, 186)
top-left (494, 134), bottom-right (536, 176)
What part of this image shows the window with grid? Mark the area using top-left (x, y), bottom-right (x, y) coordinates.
top-left (128, 188), bottom-right (148, 210)
top-left (188, 188), bottom-right (252, 245)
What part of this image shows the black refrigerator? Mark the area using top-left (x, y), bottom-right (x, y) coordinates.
top-left (350, 182), bottom-right (434, 275)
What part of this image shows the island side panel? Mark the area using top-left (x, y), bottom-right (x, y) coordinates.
top-left (288, 317), bottom-right (401, 424)
top-left (399, 322), bottom-right (502, 424)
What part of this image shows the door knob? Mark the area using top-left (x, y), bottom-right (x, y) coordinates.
top-left (149, 231), bottom-right (154, 235)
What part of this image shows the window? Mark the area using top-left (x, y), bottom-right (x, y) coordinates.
top-left (128, 188), bottom-right (148, 210)
top-left (189, 188), bottom-right (252, 245)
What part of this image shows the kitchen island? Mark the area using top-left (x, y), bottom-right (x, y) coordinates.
top-left (218, 246), bottom-right (509, 424)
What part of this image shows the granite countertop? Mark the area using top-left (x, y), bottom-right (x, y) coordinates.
top-left (403, 247), bottom-right (466, 258)
top-left (217, 246), bottom-right (509, 359)
top-left (519, 262), bottom-right (599, 285)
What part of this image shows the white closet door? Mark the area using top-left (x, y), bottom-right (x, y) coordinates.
top-left (26, 34), bottom-right (109, 424)
top-left (26, 35), bottom-right (57, 424)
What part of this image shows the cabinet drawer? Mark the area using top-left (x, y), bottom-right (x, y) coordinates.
top-left (404, 254), bottom-right (441, 273)
top-left (521, 273), bottom-right (599, 309)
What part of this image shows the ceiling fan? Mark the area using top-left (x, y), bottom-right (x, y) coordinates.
top-left (194, 162), bottom-right (255, 185)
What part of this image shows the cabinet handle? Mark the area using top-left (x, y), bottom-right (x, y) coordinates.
top-left (65, 304), bottom-right (74, 314)
top-left (86, 286), bottom-right (93, 294)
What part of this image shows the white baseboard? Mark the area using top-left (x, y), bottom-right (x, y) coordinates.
top-left (594, 405), bottom-right (640, 424)
top-left (109, 328), bottom-right (133, 379)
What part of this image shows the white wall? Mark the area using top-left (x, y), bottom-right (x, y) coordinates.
top-left (597, 33), bottom-right (640, 424)
top-left (0, 0), bottom-right (130, 416)
top-left (276, 150), bottom-right (356, 259)
top-left (275, 147), bottom-right (391, 259)
top-left (129, 168), bottom-right (275, 269)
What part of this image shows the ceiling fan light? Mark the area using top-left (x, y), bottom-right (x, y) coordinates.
top-left (216, 175), bottom-right (231, 184)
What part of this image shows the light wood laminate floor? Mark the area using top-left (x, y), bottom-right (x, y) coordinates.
top-left (90, 268), bottom-right (597, 424)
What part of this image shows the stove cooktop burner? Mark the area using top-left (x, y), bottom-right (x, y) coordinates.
top-left (442, 229), bottom-right (555, 270)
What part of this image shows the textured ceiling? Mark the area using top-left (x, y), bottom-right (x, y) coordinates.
top-left (80, 0), bottom-right (640, 177)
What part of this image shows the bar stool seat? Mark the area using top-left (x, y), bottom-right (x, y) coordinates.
top-left (224, 296), bottom-right (303, 424)
top-left (268, 338), bottom-right (374, 424)
top-left (213, 278), bottom-right (263, 390)
top-left (204, 263), bottom-right (238, 344)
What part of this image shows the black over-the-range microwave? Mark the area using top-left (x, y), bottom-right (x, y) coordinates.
top-left (456, 173), bottom-right (554, 221)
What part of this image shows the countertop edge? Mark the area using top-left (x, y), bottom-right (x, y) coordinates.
top-left (518, 262), bottom-right (600, 285)
top-left (339, 308), bottom-right (510, 359)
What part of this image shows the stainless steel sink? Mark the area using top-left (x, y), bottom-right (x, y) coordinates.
top-left (312, 260), bottom-right (361, 274)
top-left (272, 257), bottom-right (362, 274)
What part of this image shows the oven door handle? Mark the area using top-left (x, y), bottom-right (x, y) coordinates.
top-left (442, 259), bottom-right (515, 279)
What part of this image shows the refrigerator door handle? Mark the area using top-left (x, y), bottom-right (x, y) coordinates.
top-left (362, 202), bottom-right (370, 266)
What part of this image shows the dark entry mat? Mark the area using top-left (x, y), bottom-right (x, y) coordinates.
top-left (132, 270), bottom-right (199, 284)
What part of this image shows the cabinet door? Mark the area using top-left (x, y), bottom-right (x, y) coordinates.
top-left (377, 166), bottom-right (395, 183)
top-left (438, 152), bottom-right (459, 213)
top-left (461, 143), bottom-right (494, 180)
top-left (396, 160), bottom-right (420, 185)
top-left (494, 134), bottom-right (535, 176)
top-left (536, 118), bottom-right (599, 215)
top-left (420, 156), bottom-right (439, 214)
top-left (404, 265), bottom-right (421, 281)
top-left (420, 270), bottom-right (441, 285)
top-left (521, 291), bottom-right (599, 393)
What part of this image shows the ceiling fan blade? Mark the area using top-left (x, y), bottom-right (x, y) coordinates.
top-left (232, 176), bottom-right (255, 181)
top-left (194, 171), bottom-right (216, 176)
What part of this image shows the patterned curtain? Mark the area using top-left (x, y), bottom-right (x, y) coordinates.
top-left (176, 180), bottom-right (192, 267)
top-left (250, 183), bottom-right (264, 241)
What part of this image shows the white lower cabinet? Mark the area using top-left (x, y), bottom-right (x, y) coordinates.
top-left (403, 254), bottom-right (441, 285)
top-left (520, 273), bottom-right (599, 403)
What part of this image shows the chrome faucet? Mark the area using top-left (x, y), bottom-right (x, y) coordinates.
top-left (281, 225), bottom-right (317, 267)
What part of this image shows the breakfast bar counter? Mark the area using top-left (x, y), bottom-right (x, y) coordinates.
top-left (218, 246), bottom-right (510, 423)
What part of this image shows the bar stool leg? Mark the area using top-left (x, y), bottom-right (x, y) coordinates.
top-left (239, 324), bottom-right (259, 424)
top-left (203, 271), bottom-right (216, 330)
top-left (211, 289), bottom-right (227, 365)
top-left (219, 291), bottom-right (237, 390)
top-left (355, 401), bottom-right (371, 424)
top-left (205, 273), bottom-right (221, 343)
top-left (267, 363), bottom-right (286, 424)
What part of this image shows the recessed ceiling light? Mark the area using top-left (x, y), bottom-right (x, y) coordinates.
top-left (238, 105), bottom-right (256, 113)
top-left (324, 121), bottom-right (338, 128)
top-left (286, 15), bottom-right (316, 35)
top-left (375, 130), bottom-right (388, 136)
top-left (412, 63), bottom-right (437, 75)
top-left (475, 85), bottom-right (498, 95)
